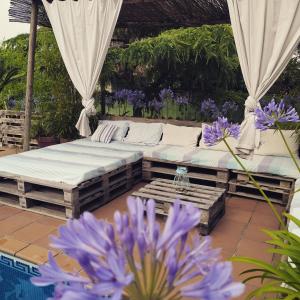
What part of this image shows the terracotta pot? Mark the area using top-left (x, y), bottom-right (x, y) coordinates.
top-left (37, 136), bottom-right (58, 148)
top-left (60, 138), bottom-right (71, 144)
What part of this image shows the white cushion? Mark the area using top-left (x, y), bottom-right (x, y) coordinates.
top-left (91, 124), bottom-right (117, 144)
top-left (100, 120), bottom-right (130, 141)
top-left (199, 123), bottom-right (238, 151)
top-left (254, 129), bottom-right (299, 157)
top-left (160, 124), bottom-right (201, 147)
top-left (124, 122), bottom-right (163, 145)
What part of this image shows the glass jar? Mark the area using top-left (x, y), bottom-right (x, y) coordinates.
top-left (173, 166), bottom-right (190, 190)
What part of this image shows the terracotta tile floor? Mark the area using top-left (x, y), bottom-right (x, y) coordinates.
top-left (0, 182), bottom-right (283, 300)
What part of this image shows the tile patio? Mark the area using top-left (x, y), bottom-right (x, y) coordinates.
top-left (0, 182), bottom-right (283, 300)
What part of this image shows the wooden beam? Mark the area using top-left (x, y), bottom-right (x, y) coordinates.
top-left (23, 0), bottom-right (38, 151)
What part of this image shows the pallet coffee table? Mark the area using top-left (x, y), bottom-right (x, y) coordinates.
top-left (132, 178), bottom-right (226, 235)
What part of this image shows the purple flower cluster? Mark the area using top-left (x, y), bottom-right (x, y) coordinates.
top-left (203, 117), bottom-right (240, 146)
top-left (221, 101), bottom-right (238, 116)
top-left (32, 197), bottom-right (244, 300)
top-left (105, 95), bottom-right (115, 107)
top-left (201, 99), bottom-right (219, 119)
top-left (255, 99), bottom-right (299, 130)
top-left (150, 98), bottom-right (164, 113)
top-left (114, 89), bottom-right (146, 109)
top-left (159, 87), bottom-right (174, 102)
top-left (175, 96), bottom-right (189, 106)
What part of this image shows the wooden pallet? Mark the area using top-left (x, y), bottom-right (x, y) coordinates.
top-left (0, 110), bottom-right (39, 149)
top-left (0, 159), bottom-right (142, 219)
top-left (143, 157), bottom-right (229, 188)
top-left (132, 178), bottom-right (226, 235)
top-left (228, 170), bottom-right (295, 206)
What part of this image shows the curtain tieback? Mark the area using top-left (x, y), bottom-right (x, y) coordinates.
top-left (81, 98), bottom-right (97, 117)
top-left (244, 96), bottom-right (258, 112)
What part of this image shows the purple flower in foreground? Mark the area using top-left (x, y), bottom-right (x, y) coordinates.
top-left (255, 99), bottom-right (299, 130)
top-left (203, 117), bottom-right (240, 146)
top-left (32, 197), bottom-right (244, 300)
top-left (182, 262), bottom-right (245, 300)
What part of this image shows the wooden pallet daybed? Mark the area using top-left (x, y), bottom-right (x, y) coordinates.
top-left (0, 136), bottom-right (145, 219)
top-left (0, 116), bottom-right (297, 219)
top-left (0, 160), bottom-right (142, 219)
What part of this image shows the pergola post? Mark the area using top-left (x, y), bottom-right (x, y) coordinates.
top-left (23, 0), bottom-right (38, 152)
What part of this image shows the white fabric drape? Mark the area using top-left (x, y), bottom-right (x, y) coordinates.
top-left (42, 0), bottom-right (123, 137)
top-left (227, 0), bottom-right (300, 158)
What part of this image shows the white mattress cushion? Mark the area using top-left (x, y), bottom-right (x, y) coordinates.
top-left (124, 122), bottom-right (163, 145)
top-left (199, 123), bottom-right (238, 151)
top-left (255, 129), bottom-right (299, 157)
top-left (161, 124), bottom-right (201, 147)
top-left (100, 120), bottom-right (130, 141)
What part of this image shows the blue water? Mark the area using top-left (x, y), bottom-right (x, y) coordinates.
top-left (0, 253), bottom-right (53, 300)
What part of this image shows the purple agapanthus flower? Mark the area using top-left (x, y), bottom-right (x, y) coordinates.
top-left (159, 87), bottom-right (174, 102)
top-left (105, 95), bottom-right (115, 107)
top-left (175, 96), bottom-right (189, 106)
top-left (221, 101), bottom-right (238, 116)
top-left (32, 197), bottom-right (244, 300)
top-left (203, 117), bottom-right (240, 146)
top-left (201, 99), bottom-right (220, 119)
top-left (150, 98), bottom-right (164, 113)
top-left (182, 262), bottom-right (245, 300)
top-left (255, 99), bottom-right (299, 130)
top-left (127, 90), bottom-right (145, 109)
top-left (114, 89), bottom-right (146, 109)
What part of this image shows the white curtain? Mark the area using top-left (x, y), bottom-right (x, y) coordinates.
top-left (42, 0), bottom-right (123, 137)
top-left (227, 0), bottom-right (300, 158)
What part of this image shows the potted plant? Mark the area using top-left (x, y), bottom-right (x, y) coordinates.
top-left (31, 117), bottom-right (59, 148)
top-left (31, 99), bottom-right (59, 148)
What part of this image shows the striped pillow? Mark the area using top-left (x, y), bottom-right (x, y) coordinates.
top-left (91, 124), bottom-right (117, 143)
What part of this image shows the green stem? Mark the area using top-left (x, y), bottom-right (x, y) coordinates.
top-left (223, 138), bottom-right (285, 228)
top-left (276, 123), bottom-right (300, 173)
top-left (127, 254), bottom-right (144, 298)
top-left (148, 250), bottom-right (159, 299)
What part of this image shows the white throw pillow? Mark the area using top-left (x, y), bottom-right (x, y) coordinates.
top-left (160, 124), bottom-right (201, 147)
top-left (254, 129), bottom-right (299, 157)
top-left (99, 120), bottom-right (130, 141)
top-left (91, 124), bottom-right (117, 144)
top-left (199, 123), bottom-right (238, 151)
top-left (124, 122), bottom-right (163, 145)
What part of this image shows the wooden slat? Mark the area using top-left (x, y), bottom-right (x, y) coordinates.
top-left (144, 157), bottom-right (228, 172)
top-left (228, 191), bottom-right (283, 205)
top-left (0, 183), bottom-right (19, 195)
top-left (145, 167), bottom-right (227, 183)
top-left (26, 190), bottom-right (67, 206)
top-left (144, 184), bottom-right (220, 203)
top-left (232, 170), bottom-right (294, 182)
top-left (152, 179), bottom-right (224, 194)
top-left (133, 191), bottom-right (211, 210)
top-left (230, 180), bottom-right (290, 194)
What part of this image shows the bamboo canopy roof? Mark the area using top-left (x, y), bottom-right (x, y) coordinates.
top-left (9, 0), bottom-right (230, 29)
